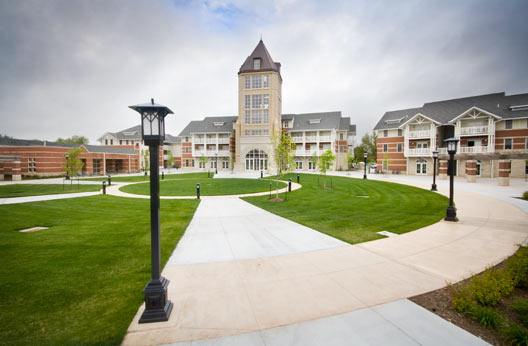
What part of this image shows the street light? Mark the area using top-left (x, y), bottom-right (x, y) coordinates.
top-left (444, 138), bottom-right (459, 222)
top-left (129, 98), bottom-right (174, 323)
top-left (431, 150), bottom-right (439, 191)
top-left (215, 153), bottom-right (218, 174)
top-left (363, 153), bottom-right (368, 179)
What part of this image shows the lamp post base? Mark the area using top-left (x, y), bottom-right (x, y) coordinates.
top-left (444, 206), bottom-right (458, 222)
top-left (431, 184), bottom-right (437, 191)
top-left (139, 276), bottom-right (173, 323)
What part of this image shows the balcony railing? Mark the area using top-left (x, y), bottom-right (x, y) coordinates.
top-left (459, 146), bottom-right (490, 154)
top-left (406, 148), bottom-right (431, 156)
top-left (194, 138), bottom-right (205, 144)
top-left (438, 148), bottom-right (448, 155)
top-left (319, 136), bottom-right (331, 142)
top-left (293, 150), bottom-right (306, 156)
top-left (408, 130), bottom-right (431, 139)
top-left (460, 126), bottom-right (489, 136)
top-left (305, 136), bottom-right (317, 142)
top-left (218, 138), bottom-right (230, 144)
top-left (193, 150), bottom-right (205, 156)
top-left (206, 138), bottom-right (217, 144)
top-left (217, 150), bottom-right (230, 156)
top-left (291, 137), bottom-right (303, 143)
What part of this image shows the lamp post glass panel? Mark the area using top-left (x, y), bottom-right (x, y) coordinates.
top-left (431, 150), bottom-right (438, 191)
top-left (363, 153), bottom-right (368, 179)
top-left (129, 98), bottom-right (174, 323)
top-left (444, 138), bottom-right (459, 222)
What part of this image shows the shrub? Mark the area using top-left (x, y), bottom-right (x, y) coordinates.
top-left (468, 269), bottom-right (514, 306)
top-left (450, 284), bottom-right (476, 313)
top-left (503, 323), bottom-right (528, 346)
top-left (469, 305), bottom-right (503, 328)
top-left (513, 299), bottom-right (528, 325)
top-left (507, 247), bottom-right (528, 288)
top-left (523, 191), bottom-right (528, 200)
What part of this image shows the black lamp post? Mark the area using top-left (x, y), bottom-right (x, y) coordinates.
top-left (444, 138), bottom-right (459, 222)
top-left (129, 98), bottom-right (174, 323)
top-left (215, 153), bottom-right (218, 174)
top-left (363, 153), bottom-right (368, 179)
top-left (431, 150), bottom-right (438, 191)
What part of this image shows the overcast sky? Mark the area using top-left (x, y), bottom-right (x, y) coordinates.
top-left (1, 0), bottom-right (527, 144)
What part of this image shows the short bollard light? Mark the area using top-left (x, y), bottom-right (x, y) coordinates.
top-left (108, 175), bottom-right (112, 186)
top-left (297, 173), bottom-right (300, 184)
top-left (261, 170), bottom-right (263, 179)
top-left (102, 180), bottom-right (106, 195)
top-left (196, 183), bottom-right (200, 199)
top-left (144, 171), bottom-right (148, 180)
top-left (208, 171), bottom-right (210, 178)
top-left (162, 172), bottom-right (165, 180)
top-left (363, 153), bottom-right (368, 179)
top-left (288, 178), bottom-right (292, 192)
top-left (269, 182), bottom-right (272, 199)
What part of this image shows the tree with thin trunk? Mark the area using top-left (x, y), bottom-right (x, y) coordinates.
top-left (167, 150), bottom-right (174, 172)
top-left (63, 147), bottom-right (84, 185)
top-left (271, 131), bottom-right (296, 199)
top-left (318, 149), bottom-right (335, 189)
top-left (311, 154), bottom-right (318, 171)
top-left (199, 154), bottom-right (210, 175)
top-left (141, 149), bottom-right (150, 172)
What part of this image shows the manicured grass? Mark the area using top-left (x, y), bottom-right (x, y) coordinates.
top-left (0, 184), bottom-right (101, 198)
top-left (0, 196), bottom-right (199, 346)
top-left (243, 173), bottom-right (449, 244)
top-left (83, 172), bottom-right (212, 183)
top-left (120, 178), bottom-right (287, 196)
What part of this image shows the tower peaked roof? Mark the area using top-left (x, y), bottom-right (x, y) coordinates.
top-left (239, 40), bottom-right (281, 75)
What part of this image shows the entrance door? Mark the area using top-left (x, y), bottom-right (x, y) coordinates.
top-left (476, 161), bottom-right (481, 176)
top-left (245, 150), bottom-right (268, 171)
top-left (416, 160), bottom-right (427, 175)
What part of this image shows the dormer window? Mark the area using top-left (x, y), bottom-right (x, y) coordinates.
top-left (309, 119), bottom-right (321, 124)
top-left (253, 58), bottom-right (261, 70)
top-left (213, 122), bottom-right (225, 127)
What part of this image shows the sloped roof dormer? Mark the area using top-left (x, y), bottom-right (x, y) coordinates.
top-left (239, 40), bottom-right (281, 76)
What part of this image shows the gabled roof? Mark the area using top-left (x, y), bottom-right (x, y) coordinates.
top-left (398, 113), bottom-right (441, 128)
top-left (374, 91), bottom-right (528, 130)
top-left (339, 117), bottom-right (351, 131)
top-left (239, 40), bottom-right (281, 75)
top-left (83, 145), bottom-right (137, 155)
top-left (284, 112), bottom-right (343, 131)
top-left (165, 134), bottom-right (181, 143)
top-left (178, 116), bottom-right (238, 137)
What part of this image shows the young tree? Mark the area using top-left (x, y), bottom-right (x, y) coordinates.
top-left (141, 149), bottom-right (150, 171)
top-left (57, 136), bottom-right (89, 145)
top-left (318, 149), bottom-right (336, 189)
top-left (310, 154), bottom-right (318, 171)
top-left (63, 147), bottom-right (84, 184)
top-left (199, 155), bottom-right (210, 174)
top-left (167, 150), bottom-right (174, 171)
top-left (271, 131), bottom-right (296, 199)
top-left (360, 132), bottom-right (378, 162)
top-left (346, 151), bottom-right (354, 170)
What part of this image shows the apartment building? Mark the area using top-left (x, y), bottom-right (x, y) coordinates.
top-left (178, 40), bottom-right (356, 172)
top-left (374, 92), bottom-right (528, 178)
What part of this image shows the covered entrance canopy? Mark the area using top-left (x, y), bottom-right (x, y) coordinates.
top-left (245, 149), bottom-right (268, 171)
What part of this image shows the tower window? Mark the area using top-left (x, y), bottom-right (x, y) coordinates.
top-left (253, 58), bottom-right (261, 70)
top-left (263, 75), bottom-right (269, 88)
top-left (245, 76), bottom-right (250, 89)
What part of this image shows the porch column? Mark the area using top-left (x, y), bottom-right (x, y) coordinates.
top-left (439, 159), bottom-right (448, 180)
top-left (498, 160), bottom-right (510, 186)
top-left (465, 160), bottom-right (477, 183)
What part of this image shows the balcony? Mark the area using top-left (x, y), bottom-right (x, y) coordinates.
top-left (305, 136), bottom-right (317, 142)
top-left (438, 148), bottom-right (448, 155)
top-left (194, 138), bottom-right (205, 144)
top-left (217, 150), bottom-right (230, 156)
top-left (291, 137), bottom-right (303, 143)
top-left (293, 150), bottom-right (306, 156)
top-left (206, 138), bottom-right (217, 144)
top-left (459, 146), bottom-right (491, 154)
top-left (319, 136), bottom-right (331, 142)
top-left (408, 130), bottom-right (431, 139)
top-left (459, 126), bottom-right (488, 136)
top-left (406, 148), bottom-right (431, 156)
top-left (193, 150), bottom-right (205, 156)
top-left (218, 138), bottom-right (230, 144)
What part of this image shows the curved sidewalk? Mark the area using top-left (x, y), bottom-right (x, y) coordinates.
top-left (122, 179), bottom-right (528, 345)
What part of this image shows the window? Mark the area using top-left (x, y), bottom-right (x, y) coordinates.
top-left (185, 159), bottom-right (189, 167)
top-left (283, 120), bottom-right (289, 128)
top-left (263, 95), bottom-right (269, 109)
top-left (252, 95), bottom-right (262, 108)
top-left (339, 146), bottom-right (344, 152)
top-left (126, 140), bottom-right (129, 145)
top-left (253, 58), bottom-right (261, 69)
top-left (110, 139), bottom-right (113, 145)
top-left (252, 110), bottom-right (262, 124)
top-left (416, 160), bottom-right (427, 175)
top-left (27, 158), bottom-right (36, 173)
top-left (252, 75), bottom-right (262, 88)
top-left (295, 161), bottom-right (303, 169)
top-left (211, 161), bottom-right (216, 169)
top-left (199, 162), bottom-right (205, 169)
top-left (383, 130), bottom-right (388, 137)
top-left (192, 159), bottom-right (195, 167)
top-left (398, 129), bottom-right (403, 137)
top-left (105, 139), bottom-right (108, 145)
top-left (263, 110), bottom-right (269, 124)
top-left (245, 95), bottom-right (250, 109)
top-left (119, 140), bottom-right (122, 145)
top-left (309, 119), bottom-right (321, 124)
top-left (185, 137), bottom-right (189, 142)
top-left (339, 133), bottom-right (344, 140)
top-left (505, 138), bottom-right (513, 150)
top-left (245, 76), bottom-right (250, 89)
top-left (308, 161), bottom-right (316, 170)
top-left (185, 147), bottom-right (189, 153)
top-left (245, 111), bottom-right (251, 124)
top-left (263, 75), bottom-right (269, 88)
top-left (505, 120), bottom-right (513, 129)
top-left (526, 137), bottom-right (528, 150)
top-left (222, 160), bottom-right (229, 169)
top-left (383, 144), bottom-right (388, 152)
top-left (397, 143), bottom-right (402, 152)
top-left (383, 160), bottom-right (388, 171)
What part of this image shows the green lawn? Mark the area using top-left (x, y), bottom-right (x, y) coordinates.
top-left (243, 173), bottom-right (449, 244)
top-left (120, 178), bottom-right (287, 196)
top-left (83, 172), bottom-right (212, 183)
top-left (0, 184), bottom-right (101, 198)
top-left (0, 196), bottom-right (199, 346)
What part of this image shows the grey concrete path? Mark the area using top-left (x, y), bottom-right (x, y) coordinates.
top-left (165, 299), bottom-right (489, 346)
top-left (167, 198), bottom-right (346, 265)
top-left (0, 191), bottom-right (102, 205)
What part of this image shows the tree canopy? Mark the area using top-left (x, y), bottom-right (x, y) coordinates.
top-left (56, 136), bottom-right (89, 145)
top-left (63, 147), bottom-right (84, 182)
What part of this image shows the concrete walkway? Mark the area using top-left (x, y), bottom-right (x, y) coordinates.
top-left (122, 177), bottom-right (527, 345)
top-left (0, 191), bottom-right (102, 205)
